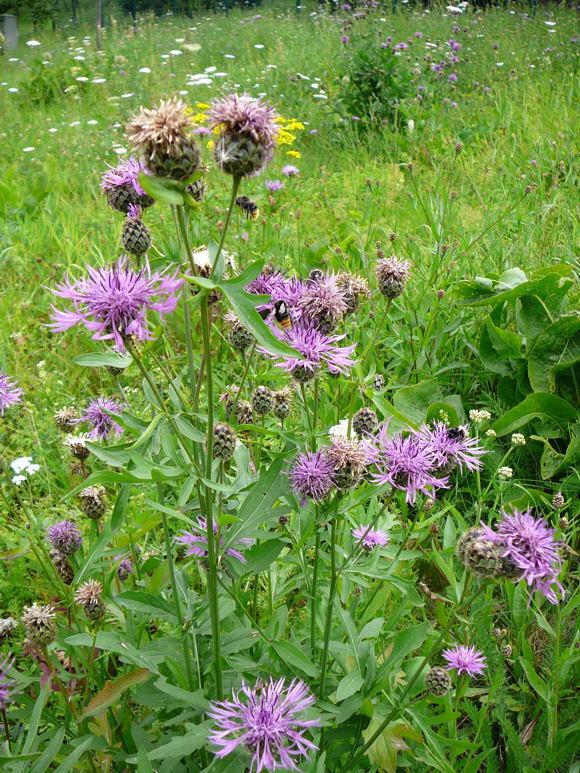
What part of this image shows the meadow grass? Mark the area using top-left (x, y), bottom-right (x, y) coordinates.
top-left (0, 3), bottom-right (578, 771)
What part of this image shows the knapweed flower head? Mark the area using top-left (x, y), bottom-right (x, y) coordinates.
top-left (480, 508), bottom-right (564, 604)
top-left (265, 179), bottom-right (284, 192)
top-left (0, 656), bottom-right (19, 711)
top-left (335, 273), bottom-right (371, 313)
top-left (75, 579), bottom-right (105, 622)
top-left (176, 518), bottom-right (252, 565)
top-left (127, 97), bottom-right (191, 156)
top-left (259, 321), bottom-right (356, 381)
top-left (49, 258), bottom-right (183, 352)
top-left (282, 164), bottom-right (299, 176)
top-left (116, 556), bottom-right (133, 581)
top-left (443, 645), bottom-right (487, 677)
top-left (208, 93), bottom-right (279, 177)
top-left (0, 370), bottom-right (23, 416)
top-left (376, 256), bottom-right (412, 299)
top-left (47, 520), bottom-right (82, 556)
top-left (416, 422), bottom-right (486, 473)
top-left (21, 604), bottom-right (56, 646)
top-left (207, 677), bottom-right (319, 772)
top-left (365, 422), bottom-right (449, 503)
top-left (78, 397), bottom-right (124, 440)
top-left (0, 618), bottom-right (17, 645)
top-left (288, 450), bottom-right (336, 505)
top-left (100, 156), bottom-right (148, 196)
top-left (298, 273), bottom-right (349, 332)
top-left (324, 436), bottom-right (368, 489)
top-left (352, 525), bottom-right (389, 551)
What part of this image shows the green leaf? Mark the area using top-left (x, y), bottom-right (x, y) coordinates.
top-left (336, 669), bottom-right (364, 702)
top-left (384, 623), bottom-right (429, 670)
top-left (137, 749), bottom-right (154, 773)
top-left (148, 724), bottom-right (210, 760)
top-left (111, 483), bottom-right (132, 531)
top-left (519, 657), bottom-right (550, 702)
top-left (484, 317), bottom-right (522, 359)
top-left (242, 539), bottom-right (285, 576)
top-left (73, 352), bottom-right (132, 369)
top-left (478, 322), bottom-right (513, 375)
top-left (139, 173), bottom-right (184, 206)
top-left (29, 728), bottom-right (65, 773)
top-left (271, 641), bottom-right (317, 677)
top-left (527, 315), bottom-right (580, 393)
top-left (115, 591), bottom-right (179, 623)
top-left (359, 618), bottom-right (384, 640)
top-left (217, 260), bottom-right (298, 358)
top-left (52, 737), bottom-right (94, 773)
top-left (362, 719), bottom-right (422, 773)
top-left (456, 264), bottom-right (574, 307)
top-left (153, 678), bottom-right (208, 711)
top-left (492, 393), bottom-right (577, 436)
top-left (393, 380), bottom-right (441, 426)
top-left (79, 668), bottom-right (150, 720)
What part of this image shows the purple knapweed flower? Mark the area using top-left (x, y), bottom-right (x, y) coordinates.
top-left (448, 73), bottom-right (458, 82)
top-left (258, 320), bottom-right (357, 380)
top-left (100, 156), bottom-right (148, 196)
top-left (265, 179), bottom-right (284, 192)
top-left (208, 93), bottom-right (278, 148)
top-left (0, 656), bottom-right (19, 711)
top-left (207, 677), bottom-right (319, 772)
top-left (78, 397), bottom-right (124, 440)
top-left (416, 422), bottom-right (486, 473)
top-left (298, 272), bottom-right (349, 331)
top-left (281, 165), bottom-right (299, 176)
top-left (47, 520), bottom-right (82, 556)
top-left (246, 269), bottom-right (288, 299)
top-left (341, 35), bottom-right (350, 44)
top-left (49, 258), bottom-right (183, 352)
top-left (443, 645), bottom-right (487, 677)
top-left (394, 42), bottom-right (408, 51)
top-left (116, 555), bottom-right (133, 580)
top-left (0, 371), bottom-right (23, 416)
top-left (288, 450), bottom-right (336, 504)
top-left (176, 518), bottom-right (252, 564)
top-left (353, 526), bottom-right (389, 550)
top-left (365, 422), bottom-right (449, 503)
top-left (480, 508), bottom-right (564, 604)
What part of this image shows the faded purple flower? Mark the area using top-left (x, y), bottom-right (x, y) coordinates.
top-left (47, 520), bottom-right (82, 556)
top-left (258, 320), bottom-right (357, 380)
top-left (281, 165), bottom-right (299, 176)
top-left (341, 35), bottom-right (350, 44)
top-left (365, 422), bottom-right (449, 503)
top-left (78, 397), bottom-right (124, 440)
top-left (298, 273), bottom-right (349, 331)
top-left (0, 371), bottom-right (23, 416)
top-left (288, 450), bottom-right (336, 504)
top-left (207, 677), bottom-right (319, 772)
top-left (49, 258), bottom-right (183, 352)
top-left (416, 422), bottom-right (486, 473)
top-left (208, 93), bottom-right (278, 148)
top-left (443, 645), bottom-right (487, 677)
top-left (0, 656), bottom-right (18, 711)
top-left (100, 156), bottom-right (148, 196)
top-left (265, 179), bottom-right (284, 192)
top-left (176, 518), bottom-right (252, 564)
top-left (116, 555), bottom-right (133, 580)
top-left (481, 508), bottom-right (564, 604)
top-left (353, 526), bottom-right (389, 550)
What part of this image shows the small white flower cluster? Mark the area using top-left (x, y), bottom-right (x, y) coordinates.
top-left (329, 419), bottom-right (350, 440)
top-left (511, 433), bottom-right (526, 446)
top-left (485, 429), bottom-right (496, 438)
top-left (10, 456), bottom-right (40, 485)
top-left (469, 409), bottom-right (492, 425)
top-left (498, 466), bottom-right (513, 481)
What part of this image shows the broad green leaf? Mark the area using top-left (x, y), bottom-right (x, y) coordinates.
top-left (80, 668), bottom-right (150, 720)
top-left (492, 393), bottom-right (577, 436)
top-left (527, 315), bottom-right (580, 393)
top-left (139, 173), bottom-right (184, 206)
top-left (137, 749), bottom-right (154, 773)
top-left (111, 483), bottom-right (132, 531)
top-left (359, 618), bottom-right (384, 640)
top-left (0, 536), bottom-right (30, 560)
top-left (485, 317), bottom-right (522, 359)
top-left (384, 623), bottom-right (429, 669)
top-left (478, 322), bottom-right (513, 375)
top-left (393, 380), bottom-right (441, 426)
top-left (153, 677), bottom-right (208, 710)
top-left (73, 352), bottom-right (133, 369)
top-left (519, 658), bottom-right (550, 702)
top-left (336, 669), bottom-right (364, 702)
top-left (456, 265), bottom-right (573, 307)
top-left (65, 632), bottom-right (162, 672)
top-left (362, 719), bottom-right (422, 773)
top-left (271, 641), bottom-right (317, 677)
top-left (115, 591), bottom-right (179, 623)
top-left (242, 539), bottom-right (285, 576)
top-left (148, 724), bottom-right (210, 760)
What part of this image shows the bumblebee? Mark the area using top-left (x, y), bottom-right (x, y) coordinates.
top-left (274, 300), bottom-right (292, 330)
top-left (235, 196), bottom-right (259, 220)
top-left (307, 268), bottom-right (324, 283)
top-left (447, 426), bottom-right (466, 440)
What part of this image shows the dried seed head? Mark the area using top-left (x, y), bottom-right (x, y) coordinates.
top-left (79, 486), bottom-right (107, 519)
top-left (425, 666), bottom-right (452, 696)
top-left (456, 527), bottom-right (502, 578)
top-left (228, 321), bottom-right (254, 352)
top-left (219, 384), bottom-right (240, 413)
top-left (0, 617), bottom-right (17, 645)
top-left (64, 434), bottom-right (91, 460)
top-left (325, 437), bottom-right (368, 491)
top-left (552, 492), bottom-right (565, 510)
top-left (50, 550), bottom-right (74, 585)
top-left (272, 388), bottom-right (293, 420)
top-left (235, 400), bottom-right (253, 426)
top-left (213, 423), bottom-right (237, 460)
top-left (371, 374), bottom-right (385, 391)
top-left (501, 644), bottom-right (512, 658)
top-left (376, 256), bottom-right (412, 299)
top-left (54, 407), bottom-right (77, 433)
top-left (21, 604), bottom-right (56, 646)
top-left (74, 580), bottom-right (105, 623)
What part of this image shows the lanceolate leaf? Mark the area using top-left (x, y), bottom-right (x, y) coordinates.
top-left (79, 668), bottom-right (150, 720)
top-left (138, 173), bottom-right (185, 205)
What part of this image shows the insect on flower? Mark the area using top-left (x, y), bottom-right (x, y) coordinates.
top-left (273, 300), bottom-right (292, 330)
top-left (235, 195), bottom-right (260, 220)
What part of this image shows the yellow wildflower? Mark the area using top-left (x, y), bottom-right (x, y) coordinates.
top-left (196, 102), bottom-right (210, 109)
top-left (286, 150), bottom-right (301, 158)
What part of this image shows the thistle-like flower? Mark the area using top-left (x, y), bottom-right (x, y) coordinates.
top-left (100, 156), bottom-right (153, 212)
top-left (416, 422), bottom-right (486, 473)
top-left (335, 272), bottom-right (371, 313)
top-left (376, 256), bottom-right (412, 299)
top-left (53, 407), bottom-right (77, 433)
top-left (0, 656), bottom-right (19, 711)
top-left (288, 450), bottom-right (336, 505)
top-left (298, 273), bottom-right (348, 332)
top-left (116, 556), bottom-right (133, 581)
top-left (208, 93), bottom-right (278, 177)
top-left (79, 486), bottom-right (107, 519)
top-left (352, 525), bottom-right (389, 551)
top-left (324, 436), bottom-right (368, 490)
top-left (47, 520), bottom-right (82, 556)
top-left (365, 422), bottom-right (449, 504)
top-left (77, 397), bottom-right (124, 440)
top-left (0, 370), bottom-right (23, 416)
top-left (64, 433), bottom-right (91, 460)
top-left (49, 258), bottom-right (183, 352)
top-left (0, 617), bottom-right (17, 645)
top-left (176, 518), bottom-right (252, 564)
top-left (207, 677), bottom-right (319, 771)
top-left (258, 321), bottom-right (356, 382)
top-left (74, 580), bottom-right (105, 622)
top-left (442, 645), bottom-right (487, 677)
top-left (480, 508), bottom-right (564, 604)
top-left (21, 604), bottom-right (56, 646)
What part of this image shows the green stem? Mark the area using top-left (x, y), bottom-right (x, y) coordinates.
top-left (210, 175), bottom-right (241, 280)
top-left (310, 529), bottom-right (321, 653)
top-left (2, 709), bottom-right (11, 753)
top-left (228, 341), bottom-right (256, 422)
top-left (319, 517), bottom-right (339, 698)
